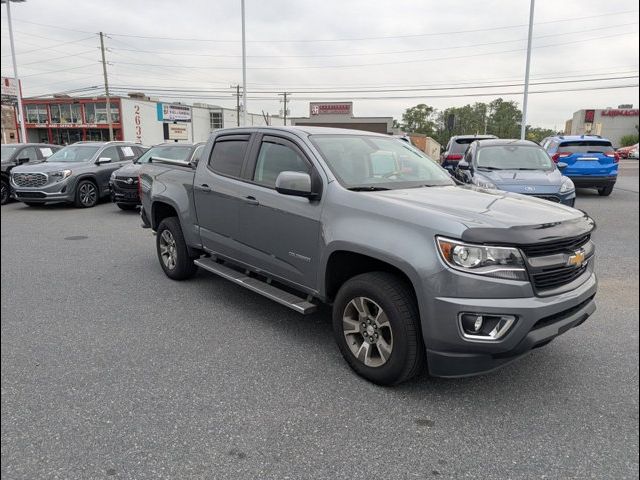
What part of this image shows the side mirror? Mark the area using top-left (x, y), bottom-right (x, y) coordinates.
top-left (458, 160), bottom-right (471, 171)
top-left (275, 171), bottom-right (316, 198)
top-left (96, 157), bottom-right (112, 164)
top-left (557, 162), bottom-right (568, 171)
top-left (16, 157), bottom-right (30, 165)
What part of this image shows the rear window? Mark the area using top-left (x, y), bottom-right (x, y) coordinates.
top-left (559, 140), bottom-right (613, 154)
top-left (450, 137), bottom-right (493, 154)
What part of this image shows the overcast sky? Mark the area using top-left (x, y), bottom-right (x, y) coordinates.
top-left (1, 0), bottom-right (638, 129)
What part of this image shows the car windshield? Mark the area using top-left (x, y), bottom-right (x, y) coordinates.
top-left (558, 140), bottom-right (613, 154)
top-left (476, 145), bottom-right (554, 171)
top-left (46, 145), bottom-right (100, 163)
top-left (136, 145), bottom-right (193, 164)
top-left (1, 146), bottom-right (18, 162)
top-left (310, 134), bottom-right (454, 189)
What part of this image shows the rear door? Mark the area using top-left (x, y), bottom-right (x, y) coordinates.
top-left (94, 146), bottom-right (122, 193)
top-left (556, 140), bottom-right (618, 176)
top-left (193, 134), bottom-right (253, 259)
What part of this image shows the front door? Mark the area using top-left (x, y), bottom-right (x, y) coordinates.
top-left (236, 135), bottom-right (323, 289)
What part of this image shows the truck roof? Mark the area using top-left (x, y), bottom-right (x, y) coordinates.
top-left (215, 125), bottom-right (391, 137)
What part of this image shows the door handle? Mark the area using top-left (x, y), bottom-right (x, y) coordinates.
top-left (196, 184), bottom-right (211, 193)
top-left (244, 195), bottom-right (259, 206)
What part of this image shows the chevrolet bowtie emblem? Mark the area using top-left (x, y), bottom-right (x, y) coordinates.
top-left (567, 249), bottom-right (586, 268)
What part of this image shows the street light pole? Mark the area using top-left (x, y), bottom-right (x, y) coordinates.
top-left (520, 0), bottom-right (535, 140)
top-left (3, 0), bottom-right (27, 143)
top-left (241, 0), bottom-right (247, 126)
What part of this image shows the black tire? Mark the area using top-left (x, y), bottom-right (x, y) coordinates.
top-left (117, 203), bottom-right (138, 211)
top-left (332, 272), bottom-right (425, 386)
top-left (1, 179), bottom-right (9, 205)
top-left (156, 217), bottom-right (198, 280)
top-left (74, 179), bottom-right (99, 208)
top-left (598, 185), bottom-right (614, 196)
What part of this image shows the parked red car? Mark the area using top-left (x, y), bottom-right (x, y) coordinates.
top-left (616, 143), bottom-right (638, 159)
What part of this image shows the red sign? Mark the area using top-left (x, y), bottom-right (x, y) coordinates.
top-left (584, 110), bottom-right (595, 122)
top-left (601, 109), bottom-right (639, 117)
top-left (310, 102), bottom-right (353, 116)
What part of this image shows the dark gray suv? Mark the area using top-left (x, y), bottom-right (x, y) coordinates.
top-left (11, 141), bottom-right (145, 207)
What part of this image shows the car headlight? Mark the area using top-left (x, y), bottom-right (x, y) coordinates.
top-left (110, 172), bottom-right (116, 182)
top-left (473, 178), bottom-right (497, 189)
top-left (560, 177), bottom-right (575, 193)
top-left (436, 237), bottom-right (527, 281)
top-left (49, 170), bottom-right (72, 182)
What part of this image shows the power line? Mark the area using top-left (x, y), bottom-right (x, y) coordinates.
top-left (0, 35), bottom-right (96, 57)
top-left (101, 10), bottom-right (638, 43)
top-left (105, 22), bottom-right (638, 59)
top-left (19, 50), bottom-right (96, 66)
top-left (108, 32), bottom-right (637, 71)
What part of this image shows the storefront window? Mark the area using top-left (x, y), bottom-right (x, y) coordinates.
top-left (70, 104), bottom-right (81, 123)
top-left (87, 102), bottom-right (120, 124)
top-left (25, 104), bottom-right (49, 123)
top-left (50, 105), bottom-right (61, 123)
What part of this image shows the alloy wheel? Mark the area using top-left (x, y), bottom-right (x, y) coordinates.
top-left (342, 296), bottom-right (394, 368)
top-left (79, 183), bottom-right (97, 206)
top-left (159, 229), bottom-right (178, 270)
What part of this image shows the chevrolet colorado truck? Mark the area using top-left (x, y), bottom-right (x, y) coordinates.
top-left (140, 126), bottom-right (597, 385)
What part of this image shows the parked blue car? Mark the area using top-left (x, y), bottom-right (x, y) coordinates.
top-left (542, 135), bottom-right (618, 196)
top-left (454, 139), bottom-right (576, 207)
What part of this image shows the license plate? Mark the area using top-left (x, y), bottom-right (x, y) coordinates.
top-left (577, 157), bottom-right (599, 161)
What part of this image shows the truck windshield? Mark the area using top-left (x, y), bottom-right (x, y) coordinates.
top-left (46, 145), bottom-right (100, 163)
top-left (476, 145), bottom-right (554, 171)
top-left (137, 145), bottom-right (194, 164)
top-left (311, 134), bottom-right (453, 189)
top-left (1, 146), bottom-right (18, 162)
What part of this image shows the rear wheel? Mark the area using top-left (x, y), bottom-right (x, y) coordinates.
top-left (74, 180), bottom-right (98, 208)
top-left (598, 185), bottom-right (614, 196)
top-left (332, 272), bottom-right (425, 385)
top-left (156, 217), bottom-right (198, 280)
top-left (1, 179), bottom-right (9, 205)
top-left (117, 203), bottom-right (137, 211)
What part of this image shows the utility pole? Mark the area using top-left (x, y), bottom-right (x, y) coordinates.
top-left (240, 0), bottom-right (247, 126)
top-left (4, 0), bottom-right (27, 143)
top-left (99, 32), bottom-right (114, 141)
top-left (279, 92), bottom-right (289, 126)
top-left (520, 0), bottom-right (535, 140)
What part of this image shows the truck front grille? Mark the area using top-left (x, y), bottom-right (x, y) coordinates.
top-left (520, 234), bottom-right (591, 257)
top-left (13, 173), bottom-right (48, 188)
top-left (531, 260), bottom-right (590, 291)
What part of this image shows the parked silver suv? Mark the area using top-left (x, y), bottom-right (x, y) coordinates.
top-left (11, 141), bottom-right (145, 207)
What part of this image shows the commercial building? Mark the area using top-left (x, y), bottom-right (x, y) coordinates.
top-left (19, 93), bottom-right (283, 145)
top-left (1, 104), bottom-right (18, 144)
top-left (565, 106), bottom-right (639, 146)
top-left (290, 102), bottom-right (393, 134)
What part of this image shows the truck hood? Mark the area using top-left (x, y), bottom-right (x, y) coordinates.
top-left (11, 161), bottom-right (87, 173)
top-left (372, 185), bottom-right (588, 238)
top-left (476, 168), bottom-right (562, 187)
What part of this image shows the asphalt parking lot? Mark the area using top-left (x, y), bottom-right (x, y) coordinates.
top-left (1, 161), bottom-right (638, 480)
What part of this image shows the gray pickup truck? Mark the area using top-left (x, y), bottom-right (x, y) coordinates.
top-left (140, 126), bottom-right (597, 385)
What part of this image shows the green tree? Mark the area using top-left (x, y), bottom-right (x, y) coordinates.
top-left (487, 99), bottom-right (522, 138)
top-left (619, 133), bottom-right (639, 147)
top-left (401, 104), bottom-right (437, 135)
top-left (526, 127), bottom-right (557, 144)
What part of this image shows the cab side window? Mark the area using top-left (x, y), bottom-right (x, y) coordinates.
top-left (208, 137), bottom-right (249, 178)
top-left (253, 140), bottom-right (310, 188)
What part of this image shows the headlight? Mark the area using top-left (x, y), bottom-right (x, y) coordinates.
top-left (436, 237), bottom-right (527, 281)
top-left (473, 178), bottom-right (496, 189)
top-left (49, 170), bottom-right (72, 182)
top-left (560, 177), bottom-right (575, 193)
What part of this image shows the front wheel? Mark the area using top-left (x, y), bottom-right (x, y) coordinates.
top-left (1, 179), bottom-right (9, 205)
top-left (156, 217), bottom-right (198, 280)
top-left (332, 272), bottom-right (425, 385)
top-left (598, 185), bottom-right (614, 196)
top-left (74, 180), bottom-right (99, 208)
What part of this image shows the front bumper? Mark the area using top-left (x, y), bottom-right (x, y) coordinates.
top-left (424, 270), bottom-right (597, 377)
top-left (11, 177), bottom-right (75, 204)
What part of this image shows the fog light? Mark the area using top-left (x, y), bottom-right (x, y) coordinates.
top-left (459, 313), bottom-right (516, 340)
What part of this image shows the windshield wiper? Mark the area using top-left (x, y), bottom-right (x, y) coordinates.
top-left (476, 166), bottom-right (502, 171)
top-left (511, 168), bottom-right (540, 171)
top-left (347, 186), bottom-right (391, 191)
